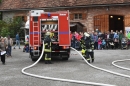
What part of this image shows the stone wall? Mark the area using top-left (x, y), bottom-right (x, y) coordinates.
top-left (3, 11), bottom-right (15, 23)
top-left (2, 5), bottom-right (130, 32)
top-left (86, 6), bottom-right (130, 32)
top-left (3, 11), bottom-right (28, 23)
top-left (68, 5), bottom-right (130, 32)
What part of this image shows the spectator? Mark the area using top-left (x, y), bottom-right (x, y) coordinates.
top-left (0, 38), bottom-right (6, 65)
top-left (93, 32), bottom-right (98, 50)
top-left (101, 32), bottom-right (105, 40)
top-left (90, 31), bottom-right (95, 43)
top-left (77, 32), bottom-right (82, 41)
top-left (116, 30), bottom-right (119, 34)
top-left (14, 32), bottom-right (21, 49)
top-left (105, 31), bottom-right (110, 49)
top-left (98, 37), bottom-right (102, 50)
top-left (106, 31), bottom-right (110, 40)
top-left (71, 32), bottom-right (76, 48)
top-left (119, 30), bottom-right (124, 48)
top-left (114, 32), bottom-right (119, 39)
top-left (25, 36), bottom-right (29, 53)
top-left (109, 30), bottom-right (114, 40)
top-left (5, 35), bottom-right (13, 57)
top-left (109, 30), bottom-right (114, 48)
top-left (114, 33), bottom-right (119, 49)
top-left (101, 39), bottom-right (106, 49)
top-left (74, 32), bottom-right (80, 50)
top-left (95, 29), bottom-right (99, 35)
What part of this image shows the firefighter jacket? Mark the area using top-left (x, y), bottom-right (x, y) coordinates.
top-left (80, 36), bottom-right (86, 49)
top-left (80, 36), bottom-right (86, 57)
top-left (44, 36), bottom-right (51, 52)
top-left (85, 37), bottom-right (94, 52)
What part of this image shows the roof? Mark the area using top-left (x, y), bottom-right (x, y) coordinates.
top-left (0, 0), bottom-right (130, 10)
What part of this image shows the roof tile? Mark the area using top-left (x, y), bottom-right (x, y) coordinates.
top-left (0, 0), bottom-right (130, 10)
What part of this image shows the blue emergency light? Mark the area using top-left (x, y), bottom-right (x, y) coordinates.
top-left (48, 13), bottom-right (51, 17)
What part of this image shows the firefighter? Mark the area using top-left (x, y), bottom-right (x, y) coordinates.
top-left (80, 35), bottom-right (86, 58)
top-left (44, 32), bottom-right (52, 64)
top-left (84, 32), bottom-right (94, 63)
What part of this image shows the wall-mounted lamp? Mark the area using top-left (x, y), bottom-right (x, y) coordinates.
top-left (118, 18), bottom-right (121, 20)
top-left (110, 16), bottom-right (113, 18)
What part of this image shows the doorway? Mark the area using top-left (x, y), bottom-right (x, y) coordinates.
top-left (109, 15), bottom-right (124, 33)
top-left (94, 15), bottom-right (124, 33)
top-left (70, 22), bottom-right (84, 33)
top-left (70, 25), bottom-right (77, 32)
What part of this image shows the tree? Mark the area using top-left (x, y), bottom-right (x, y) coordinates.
top-left (0, 16), bottom-right (24, 38)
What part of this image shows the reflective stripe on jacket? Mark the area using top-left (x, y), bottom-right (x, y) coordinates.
top-left (44, 42), bottom-right (51, 52)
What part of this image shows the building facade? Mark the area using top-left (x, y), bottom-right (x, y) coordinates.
top-left (1, 0), bottom-right (130, 33)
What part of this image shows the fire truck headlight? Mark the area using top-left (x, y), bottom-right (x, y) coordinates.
top-left (63, 46), bottom-right (69, 49)
top-left (34, 46), bottom-right (37, 50)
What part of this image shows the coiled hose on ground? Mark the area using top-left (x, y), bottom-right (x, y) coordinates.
top-left (112, 59), bottom-right (130, 71)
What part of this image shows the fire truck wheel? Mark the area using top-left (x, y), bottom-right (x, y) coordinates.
top-left (31, 58), bottom-right (37, 61)
top-left (30, 55), bottom-right (38, 61)
top-left (62, 57), bottom-right (69, 60)
top-left (61, 54), bottom-right (70, 60)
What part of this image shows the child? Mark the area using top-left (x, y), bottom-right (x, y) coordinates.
top-left (98, 37), bottom-right (102, 50)
top-left (101, 39), bottom-right (106, 49)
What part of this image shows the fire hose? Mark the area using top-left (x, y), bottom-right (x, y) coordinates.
top-left (21, 41), bottom-right (130, 86)
top-left (112, 59), bottom-right (130, 71)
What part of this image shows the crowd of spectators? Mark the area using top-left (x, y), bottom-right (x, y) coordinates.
top-left (0, 33), bottom-right (21, 65)
top-left (70, 29), bottom-right (130, 50)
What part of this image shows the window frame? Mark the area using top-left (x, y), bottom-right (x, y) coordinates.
top-left (74, 13), bottom-right (82, 20)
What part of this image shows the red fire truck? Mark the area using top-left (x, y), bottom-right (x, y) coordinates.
top-left (29, 10), bottom-right (71, 61)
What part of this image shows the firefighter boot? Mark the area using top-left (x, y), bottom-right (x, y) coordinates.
top-left (87, 60), bottom-right (90, 63)
top-left (87, 59), bottom-right (90, 63)
top-left (45, 60), bottom-right (48, 64)
top-left (92, 59), bottom-right (94, 63)
top-left (48, 61), bottom-right (53, 64)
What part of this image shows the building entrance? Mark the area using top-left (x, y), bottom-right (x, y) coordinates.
top-left (109, 15), bottom-right (124, 33)
top-left (94, 15), bottom-right (124, 33)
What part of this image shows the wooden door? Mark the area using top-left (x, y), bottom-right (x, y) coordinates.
top-left (94, 15), bottom-right (109, 33)
top-left (124, 15), bottom-right (130, 27)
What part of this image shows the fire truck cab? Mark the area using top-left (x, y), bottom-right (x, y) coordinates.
top-left (29, 10), bottom-right (71, 61)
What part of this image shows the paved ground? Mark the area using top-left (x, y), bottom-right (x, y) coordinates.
top-left (0, 46), bottom-right (130, 86)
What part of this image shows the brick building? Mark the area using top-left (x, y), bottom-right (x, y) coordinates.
top-left (0, 0), bottom-right (130, 33)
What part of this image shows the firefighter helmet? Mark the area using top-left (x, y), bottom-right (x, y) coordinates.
top-left (45, 32), bottom-right (51, 36)
top-left (84, 32), bottom-right (90, 37)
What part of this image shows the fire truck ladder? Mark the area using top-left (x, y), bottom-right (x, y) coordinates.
top-left (33, 21), bottom-right (40, 56)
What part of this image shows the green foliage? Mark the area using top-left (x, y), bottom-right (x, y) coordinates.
top-left (0, 0), bottom-right (2, 3)
top-left (0, 16), bottom-right (24, 38)
top-left (0, 20), bottom-right (8, 36)
top-left (1, 27), bottom-right (10, 37)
